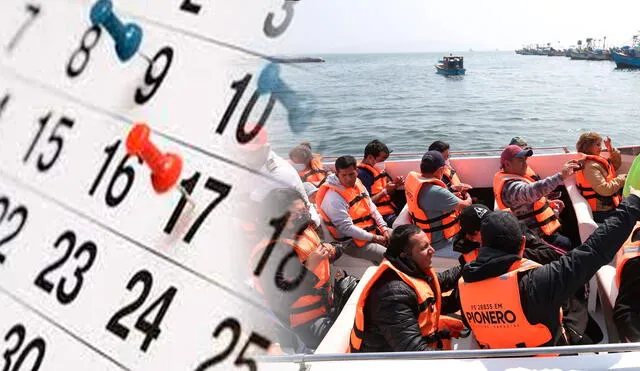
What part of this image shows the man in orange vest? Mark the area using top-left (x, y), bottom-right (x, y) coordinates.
top-left (428, 140), bottom-right (472, 194)
top-left (252, 188), bottom-right (358, 349)
top-left (357, 140), bottom-right (405, 226)
top-left (454, 204), bottom-right (567, 266)
top-left (405, 151), bottom-right (472, 258)
top-left (348, 224), bottom-right (466, 352)
top-left (458, 188), bottom-right (640, 349)
top-left (317, 156), bottom-right (391, 264)
top-left (613, 222), bottom-right (640, 342)
top-left (494, 145), bottom-right (578, 252)
top-left (453, 204), bottom-right (603, 344)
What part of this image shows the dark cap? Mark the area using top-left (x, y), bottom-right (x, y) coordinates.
top-left (500, 145), bottom-right (533, 166)
top-left (509, 136), bottom-right (530, 149)
top-left (480, 211), bottom-right (524, 254)
top-left (420, 150), bottom-right (446, 173)
top-left (460, 204), bottom-right (492, 234)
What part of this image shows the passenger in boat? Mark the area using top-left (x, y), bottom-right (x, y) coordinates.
top-left (245, 130), bottom-right (321, 227)
top-left (428, 140), bottom-right (472, 194)
top-left (317, 155), bottom-right (391, 264)
top-left (454, 204), bottom-right (565, 266)
top-left (289, 141), bottom-right (331, 188)
top-left (575, 133), bottom-right (627, 224)
top-left (252, 188), bottom-right (358, 350)
top-left (458, 188), bottom-right (640, 349)
top-left (357, 139), bottom-right (406, 226)
top-left (347, 224), bottom-right (466, 353)
top-left (494, 145), bottom-right (577, 252)
top-left (405, 151), bottom-right (472, 257)
top-left (613, 223), bottom-right (640, 342)
top-left (509, 136), bottom-right (541, 180)
top-left (454, 204), bottom-right (603, 345)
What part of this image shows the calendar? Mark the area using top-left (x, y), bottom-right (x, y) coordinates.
top-left (0, 0), bottom-right (304, 369)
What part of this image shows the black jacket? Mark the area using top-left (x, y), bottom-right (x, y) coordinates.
top-left (454, 229), bottom-right (600, 344)
top-left (462, 194), bottom-right (640, 347)
top-left (454, 229), bottom-right (563, 267)
top-left (359, 255), bottom-right (462, 352)
top-left (613, 256), bottom-right (640, 342)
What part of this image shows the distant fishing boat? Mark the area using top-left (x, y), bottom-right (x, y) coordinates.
top-left (611, 49), bottom-right (640, 68)
top-left (435, 55), bottom-right (465, 75)
top-left (611, 35), bottom-right (640, 68)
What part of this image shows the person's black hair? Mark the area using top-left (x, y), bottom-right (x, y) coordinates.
top-left (335, 155), bottom-right (358, 171)
top-left (387, 224), bottom-right (422, 257)
top-left (364, 139), bottom-right (390, 158)
top-left (428, 140), bottom-right (450, 153)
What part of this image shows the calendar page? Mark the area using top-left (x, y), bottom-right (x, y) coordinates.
top-left (0, 0), bottom-right (305, 369)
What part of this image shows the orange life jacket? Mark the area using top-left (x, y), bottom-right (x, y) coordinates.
top-left (461, 249), bottom-right (479, 264)
top-left (458, 259), bottom-right (557, 349)
top-left (357, 163), bottom-right (395, 216)
top-left (615, 222), bottom-right (640, 288)
top-left (493, 171), bottom-right (561, 236)
top-left (298, 154), bottom-right (329, 187)
top-left (526, 166), bottom-right (541, 181)
top-left (251, 226), bottom-right (331, 328)
top-left (575, 155), bottom-right (622, 212)
top-left (348, 260), bottom-right (461, 352)
top-left (316, 178), bottom-right (380, 247)
top-left (442, 164), bottom-right (461, 188)
top-left (405, 171), bottom-right (461, 241)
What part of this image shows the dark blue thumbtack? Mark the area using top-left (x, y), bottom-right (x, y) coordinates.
top-left (90, 0), bottom-right (142, 62)
top-left (257, 63), bottom-right (311, 134)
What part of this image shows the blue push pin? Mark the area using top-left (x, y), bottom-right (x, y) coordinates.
top-left (90, 0), bottom-right (143, 62)
top-left (257, 63), bottom-right (311, 134)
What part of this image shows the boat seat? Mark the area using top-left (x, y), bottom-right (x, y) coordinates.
top-left (595, 264), bottom-right (620, 343)
top-left (315, 267), bottom-right (377, 354)
top-left (565, 177), bottom-right (601, 314)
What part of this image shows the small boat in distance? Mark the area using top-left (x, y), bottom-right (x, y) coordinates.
top-left (435, 55), bottom-right (465, 75)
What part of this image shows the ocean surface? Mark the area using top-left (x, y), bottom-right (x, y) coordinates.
top-left (264, 52), bottom-right (640, 158)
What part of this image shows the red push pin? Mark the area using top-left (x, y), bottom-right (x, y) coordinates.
top-left (126, 123), bottom-right (194, 205)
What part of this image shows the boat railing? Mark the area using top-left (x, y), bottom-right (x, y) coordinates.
top-left (258, 342), bottom-right (640, 365)
top-left (321, 145), bottom-right (572, 161)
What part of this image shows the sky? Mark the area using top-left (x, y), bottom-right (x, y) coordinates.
top-left (276, 0), bottom-right (640, 54)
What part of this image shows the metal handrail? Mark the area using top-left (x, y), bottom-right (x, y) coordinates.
top-left (321, 146), bottom-right (572, 161)
top-left (258, 342), bottom-right (640, 364)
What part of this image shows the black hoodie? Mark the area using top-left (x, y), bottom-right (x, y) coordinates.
top-left (358, 254), bottom-right (462, 352)
top-left (461, 194), bottom-right (640, 347)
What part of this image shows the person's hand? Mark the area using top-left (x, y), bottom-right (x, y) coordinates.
top-left (322, 243), bottom-right (337, 259)
top-left (385, 182), bottom-right (398, 194)
top-left (604, 136), bottom-right (613, 152)
top-left (394, 176), bottom-right (405, 186)
top-left (561, 160), bottom-right (581, 179)
top-left (307, 245), bottom-right (330, 270)
top-left (373, 234), bottom-right (387, 246)
top-left (549, 199), bottom-right (565, 214)
top-left (451, 183), bottom-right (473, 192)
top-left (383, 228), bottom-right (392, 241)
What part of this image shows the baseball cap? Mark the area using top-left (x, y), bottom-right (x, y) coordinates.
top-left (509, 136), bottom-right (530, 149)
top-left (460, 204), bottom-right (491, 234)
top-left (500, 145), bottom-right (533, 166)
top-left (420, 150), bottom-right (446, 173)
top-left (480, 211), bottom-right (524, 254)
